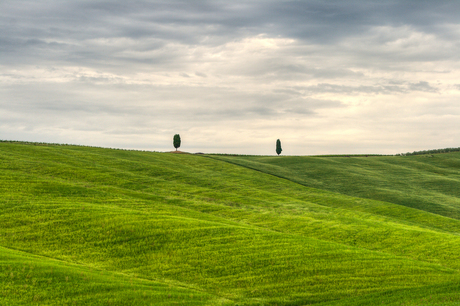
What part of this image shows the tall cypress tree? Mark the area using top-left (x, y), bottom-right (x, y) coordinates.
top-left (276, 139), bottom-right (282, 156)
top-left (173, 134), bottom-right (181, 151)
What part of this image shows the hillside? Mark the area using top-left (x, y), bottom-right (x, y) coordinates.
top-left (210, 153), bottom-right (460, 219)
top-left (1, 142), bottom-right (460, 305)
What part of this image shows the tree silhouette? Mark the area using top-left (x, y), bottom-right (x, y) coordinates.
top-left (173, 134), bottom-right (181, 151)
top-left (276, 139), bottom-right (282, 156)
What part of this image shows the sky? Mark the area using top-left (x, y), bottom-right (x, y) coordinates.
top-left (1, 0), bottom-right (460, 155)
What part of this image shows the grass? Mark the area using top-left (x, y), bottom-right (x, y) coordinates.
top-left (1, 246), bottom-right (221, 306)
top-left (208, 154), bottom-right (460, 219)
top-left (1, 141), bottom-right (460, 305)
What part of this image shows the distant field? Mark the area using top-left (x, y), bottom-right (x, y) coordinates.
top-left (1, 141), bottom-right (460, 305)
top-left (210, 153), bottom-right (460, 219)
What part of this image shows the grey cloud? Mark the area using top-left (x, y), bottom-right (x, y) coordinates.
top-left (1, 79), bottom-right (344, 128)
top-left (4, 1), bottom-right (460, 46)
top-left (192, 106), bottom-right (277, 119)
top-left (299, 84), bottom-right (398, 95)
top-left (295, 81), bottom-right (439, 95)
top-left (187, 95), bottom-right (345, 120)
top-left (283, 108), bottom-right (315, 115)
top-left (1, 1), bottom-right (460, 154)
top-left (267, 1), bottom-right (460, 43)
top-left (195, 72), bottom-right (207, 77)
top-left (409, 81), bottom-right (438, 93)
top-left (2, 0), bottom-right (460, 74)
top-left (241, 63), bottom-right (365, 80)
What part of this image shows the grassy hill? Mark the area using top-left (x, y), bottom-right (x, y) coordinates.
top-left (1, 141), bottom-right (460, 305)
top-left (210, 153), bottom-right (460, 219)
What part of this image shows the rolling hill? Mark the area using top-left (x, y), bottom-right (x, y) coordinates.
top-left (1, 141), bottom-right (460, 305)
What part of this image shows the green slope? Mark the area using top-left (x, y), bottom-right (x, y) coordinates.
top-left (1, 246), bottom-right (221, 306)
top-left (1, 142), bottom-right (460, 305)
top-left (208, 154), bottom-right (460, 219)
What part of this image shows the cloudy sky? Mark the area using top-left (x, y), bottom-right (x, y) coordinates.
top-left (1, 0), bottom-right (460, 155)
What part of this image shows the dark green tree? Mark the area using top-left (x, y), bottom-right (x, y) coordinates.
top-left (276, 139), bottom-right (282, 156)
top-left (173, 134), bottom-right (181, 151)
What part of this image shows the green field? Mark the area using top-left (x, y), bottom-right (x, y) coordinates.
top-left (1, 141), bottom-right (460, 305)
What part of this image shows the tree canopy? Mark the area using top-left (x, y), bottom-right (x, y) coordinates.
top-left (173, 134), bottom-right (181, 151)
top-left (276, 139), bottom-right (282, 156)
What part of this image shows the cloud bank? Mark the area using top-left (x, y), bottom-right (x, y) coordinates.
top-left (1, 0), bottom-right (460, 154)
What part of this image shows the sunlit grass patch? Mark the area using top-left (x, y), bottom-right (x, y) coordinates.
top-left (0, 246), bottom-right (224, 306)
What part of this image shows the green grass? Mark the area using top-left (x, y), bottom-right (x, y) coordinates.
top-left (1, 141), bottom-right (460, 305)
top-left (1, 246), bottom-right (221, 306)
top-left (208, 154), bottom-right (460, 219)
